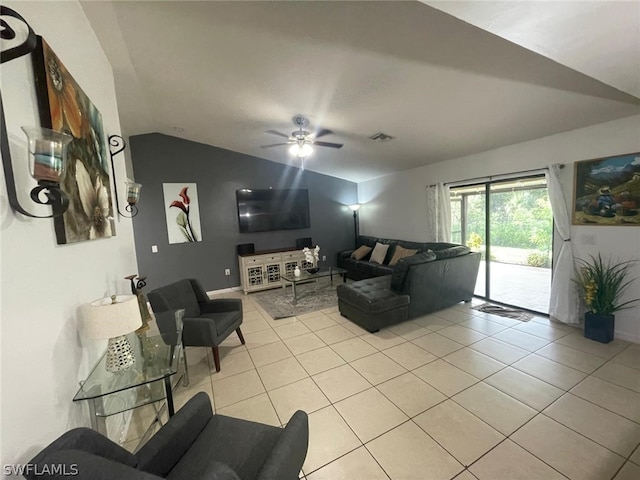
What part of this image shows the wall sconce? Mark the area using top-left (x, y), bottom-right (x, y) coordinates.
top-left (1, 6), bottom-right (72, 218)
top-left (349, 204), bottom-right (361, 246)
top-left (109, 135), bottom-right (142, 217)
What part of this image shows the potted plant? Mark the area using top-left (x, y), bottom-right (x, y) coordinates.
top-left (574, 254), bottom-right (639, 343)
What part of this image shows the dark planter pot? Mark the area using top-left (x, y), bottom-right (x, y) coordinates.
top-left (584, 311), bottom-right (615, 343)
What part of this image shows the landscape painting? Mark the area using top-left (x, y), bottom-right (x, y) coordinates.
top-left (573, 152), bottom-right (640, 226)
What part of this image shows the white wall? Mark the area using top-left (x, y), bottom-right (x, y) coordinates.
top-left (358, 115), bottom-right (640, 341)
top-left (0, 1), bottom-right (138, 468)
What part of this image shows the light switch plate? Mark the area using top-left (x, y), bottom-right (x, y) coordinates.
top-left (151, 245), bottom-right (158, 253)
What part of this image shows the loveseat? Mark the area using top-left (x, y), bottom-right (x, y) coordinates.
top-left (26, 392), bottom-right (308, 480)
top-left (337, 236), bottom-right (481, 332)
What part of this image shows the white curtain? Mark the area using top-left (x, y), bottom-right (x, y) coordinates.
top-left (546, 164), bottom-right (580, 324)
top-left (426, 183), bottom-right (451, 242)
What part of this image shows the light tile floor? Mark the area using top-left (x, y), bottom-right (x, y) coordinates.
top-left (126, 292), bottom-right (640, 480)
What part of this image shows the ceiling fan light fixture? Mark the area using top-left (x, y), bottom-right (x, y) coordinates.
top-left (289, 143), bottom-right (313, 158)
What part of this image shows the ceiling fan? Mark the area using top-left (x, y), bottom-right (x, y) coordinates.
top-left (261, 115), bottom-right (343, 160)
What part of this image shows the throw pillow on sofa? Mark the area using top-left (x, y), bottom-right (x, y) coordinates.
top-left (351, 245), bottom-right (373, 260)
top-left (370, 242), bottom-right (390, 264)
top-left (389, 246), bottom-right (418, 266)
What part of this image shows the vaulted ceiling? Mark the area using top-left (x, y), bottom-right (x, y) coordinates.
top-left (81, 1), bottom-right (640, 183)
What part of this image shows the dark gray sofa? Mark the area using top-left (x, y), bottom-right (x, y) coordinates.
top-left (26, 392), bottom-right (308, 480)
top-left (337, 235), bottom-right (469, 280)
top-left (337, 236), bottom-right (481, 332)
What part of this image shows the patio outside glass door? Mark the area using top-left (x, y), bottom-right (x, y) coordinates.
top-left (450, 175), bottom-right (552, 313)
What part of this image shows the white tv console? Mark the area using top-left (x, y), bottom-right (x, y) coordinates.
top-left (238, 248), bottom-right (313, 294)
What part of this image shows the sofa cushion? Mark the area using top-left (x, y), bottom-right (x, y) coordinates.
top-left (355, 261), bottom-right (393, 277)
top-left (389, 246), bottom-right (418, 266)
top-left (433, 245), bottom-right (470, 260)
top-left (390, 251), bottom-right (436, 292)
top-left (370, 242), bottom-right (390, 264)
top-left (337, 276), bottom-right (409, 313)
top-left (351, 245), bottom-right (372, 260)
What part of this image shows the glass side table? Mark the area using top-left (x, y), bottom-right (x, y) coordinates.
top-left (73, 309), bottom-right (186, 436)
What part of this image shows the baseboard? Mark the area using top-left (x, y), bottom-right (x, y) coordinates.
top-left (614, 330), bottom-right (640, 344)
top-left (206, 286), bottom-right (242, 296)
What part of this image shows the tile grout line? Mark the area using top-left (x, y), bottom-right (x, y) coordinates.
top-left (156, 295), bottom-right (640, 478)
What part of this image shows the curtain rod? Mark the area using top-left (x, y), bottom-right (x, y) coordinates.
top-left (427, 164), bottom-right (564, 188)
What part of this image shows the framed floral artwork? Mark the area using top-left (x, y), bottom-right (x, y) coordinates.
top-left (32, 36), bottom-right (115, 244)
top-left (163, 183), bottom-right (202, 243)
top-left (573, 152), bottom-right (640, 226)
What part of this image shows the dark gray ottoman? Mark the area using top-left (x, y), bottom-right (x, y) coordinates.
top-left (337, 276), bottom-right (410, 333)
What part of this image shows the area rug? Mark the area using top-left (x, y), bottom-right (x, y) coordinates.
top-left (472, 303), bottom-right (533, 322)
top-left (252, 280), bottom-right (338, 319)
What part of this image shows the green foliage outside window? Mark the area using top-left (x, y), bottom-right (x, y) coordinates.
top-left (461, 189), bottom-right (552, 250)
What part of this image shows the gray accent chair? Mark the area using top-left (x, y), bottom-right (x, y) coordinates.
top-left (26, 392), bottom-right (309, 480)
top-left (148, 279), bottom-right (244, 372)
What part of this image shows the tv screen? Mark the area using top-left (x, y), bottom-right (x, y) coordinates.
top-left (237, 189), bottom-right (311, 233)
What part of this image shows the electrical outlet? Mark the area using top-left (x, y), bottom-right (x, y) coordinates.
top-left (322, 255), bottom-right (326, 262)
top-left (224, 269), bottom-right (231, 276)
top-left (151, 245), bottom-right (158, 253)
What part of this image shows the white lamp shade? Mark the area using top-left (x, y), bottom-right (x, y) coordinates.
top-left (83, 295), bottom-right (142, 339)
top-left (349, 204), bottom-right (361, 211)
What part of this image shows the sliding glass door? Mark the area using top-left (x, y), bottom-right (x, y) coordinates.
top-left (450, 175), bottom-right (552, 313)
top-left (451, 186), bottom-right (486, 297)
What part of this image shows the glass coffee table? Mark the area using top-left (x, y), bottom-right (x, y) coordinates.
top-left (281, 266), bottom-right (347, 305)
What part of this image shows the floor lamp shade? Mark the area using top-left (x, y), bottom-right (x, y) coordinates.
top-left (84, 295), bottom-right (143, 372)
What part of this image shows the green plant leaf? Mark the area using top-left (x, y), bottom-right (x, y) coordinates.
top-left (573, 254), bottom-right (639, 315)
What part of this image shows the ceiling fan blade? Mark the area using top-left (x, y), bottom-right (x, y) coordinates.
top-left (265, 129), bottom-right (290, 139)
top-left (313, 128), bottom-right (334, 139)
top-left (313, 140), bottom-right (343, 149)
top-left (260, 142), bottom-right (291, 148)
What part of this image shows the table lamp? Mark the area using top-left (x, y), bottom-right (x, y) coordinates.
top-left (84, 295), bottom-right (143, 373)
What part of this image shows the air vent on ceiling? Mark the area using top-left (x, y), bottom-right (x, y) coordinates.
top-left (368, 132), bottom-right (395, 142)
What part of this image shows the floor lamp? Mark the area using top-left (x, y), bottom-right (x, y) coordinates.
top-left (349, 204), bottom-right (361, 247)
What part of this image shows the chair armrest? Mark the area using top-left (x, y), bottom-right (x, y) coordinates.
top-left (199, 298), bottom-right (242, 315)
top-left (256, 410), bottom-right (309, 480)
top-left (136, 392), bottom-right (213, 477)
top-left (181, 317), bottom-right (220, 344)
top-left (28, 427), bottom-right (138, 469)
top-left (338, 250), bottom-right (354, 259)
top-left (26, 450), bottom-right (161, 480)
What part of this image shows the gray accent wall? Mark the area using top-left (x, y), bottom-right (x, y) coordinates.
top-left (130, 133), bottom-right (358, 291)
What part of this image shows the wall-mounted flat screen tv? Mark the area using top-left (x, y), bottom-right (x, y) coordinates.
top-left (237, 189), bottom-right (311, 233)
